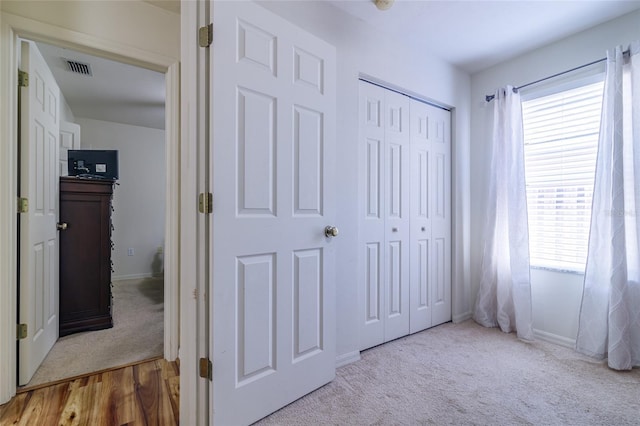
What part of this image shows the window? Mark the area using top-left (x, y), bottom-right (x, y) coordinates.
top-left (522, 80), bottom-right (604, 272)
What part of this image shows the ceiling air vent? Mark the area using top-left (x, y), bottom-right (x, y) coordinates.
top-left (64, 59), bottom-right (93, 76)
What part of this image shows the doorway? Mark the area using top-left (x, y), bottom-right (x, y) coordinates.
top-left (16, 39), bottom-right (169, 388)
top-left (0, 7), bottom-right (182, 404)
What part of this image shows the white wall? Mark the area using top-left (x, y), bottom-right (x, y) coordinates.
top-left (470, 10), bottom-right (640, 345)
top-left (1, 1), bottom-right (179, 70)
top-left (76, 117), bottom-right (165, 280)
top-left (260, 1), bottom-right (472, 362)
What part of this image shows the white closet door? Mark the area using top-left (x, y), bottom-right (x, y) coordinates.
top-left (358, 81), bottom-right (410, 350)
top-left (359, 82), bottom-right (386, 349)
top-left (382, 91), bottom-right (410, 342)
top-left (59, 121), bottom-right (80, 177)
top-left (409, 101), bottom-right (433, 333)
top-left (409, 100), bottom-right (451, 333)
top-left (429, 104), bottom-right (452, 326)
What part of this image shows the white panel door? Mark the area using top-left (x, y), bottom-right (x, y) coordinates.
top-left (59, 121), bottom-right (81, 177)
top-left (211, 2), bottom-right (336, 425)
top-left (358, 81), bottom-right (410, 350)
top-left (409, 100), bottom-right (433, 333)
top-left (409, 100), bottom-right (451, 333)
top-left (18, 40), bottom-right (60, 385)
top-left (429, 104), bottom-right (452, 326)
top-left (358, 82), bottom-right (386, 349)
top-left (382, 91), bottom-right (411, 342)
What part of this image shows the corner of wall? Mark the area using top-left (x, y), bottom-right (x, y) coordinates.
top-left (335, 351), bottom-right (361, 368)
top-left (453, 311), bottom-right (473, 324)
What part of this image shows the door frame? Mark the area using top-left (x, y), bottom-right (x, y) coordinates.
top-left (0, 10), bottom-right (188, 408)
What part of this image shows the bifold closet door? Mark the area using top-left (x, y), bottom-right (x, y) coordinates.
top-left (409, 100), bottom-right (451, 333)
top-left (359, 81), bottom-right (410, 350)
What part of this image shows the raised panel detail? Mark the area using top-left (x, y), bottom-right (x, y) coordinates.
top-left (237, 88), bottom-right (276, 216)
top-left (34, 243), bottom-right (44, 334)
top-left (366, 139), bottom-right (381, 219)
top-left (35, 122), bottom-right (45, 213)
top-left (35, 71), bottom-right (45, 110)
top-left (418, 149), bottom-right (429, 219)
top-left (237, 19), bottom-right (276, 75)
top-left (293, 249), bottom-right (323, 361)
top-left (236, 254), bottom-right (276, 385)
top-left (388, 143), bottom-right (402, 218)
top-left (293, 106), bottom-right (323, 216)
top-left (388, 241), bottom-right (401, 317)
top-left (47, 238), bottom-right (56, 321)
top-left (47, 132), bottom-right (56, 215)
top-left (293, 48), bottom-right (323, 93)
top-left (388, 105), bottom-right (402, 133)
top-left (365, 243), bottom-right (380, 323)
top-left (366, 98), bottom-right (381, 127)
top-left (47, 87), bottom-right (57, 121)
top-left (435, 119), bottom-right (445, 144)
top-left (418, 239), bottom-right (429, 308)
top-left (419, 115), bottom-right (428, 140)
top-left (436, 153), bottom-right (446, 219)
top-left (435, 238), bottom-right (445, 304)
top-left (61, 134), bottom-right (73, 149)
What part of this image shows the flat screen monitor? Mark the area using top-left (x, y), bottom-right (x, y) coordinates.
top-left (68, 150), bottom-right (119, 180)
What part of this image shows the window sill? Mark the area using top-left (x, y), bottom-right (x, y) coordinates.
top-left (530, 265), bottom-right (585, 276)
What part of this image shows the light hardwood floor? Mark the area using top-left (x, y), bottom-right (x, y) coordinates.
top-left (0, 358), bottom-right (179, 425)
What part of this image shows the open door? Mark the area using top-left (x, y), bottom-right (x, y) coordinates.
top-left (211, 1), bottom-right (337, 424)
top-left (18, 40), bottom-right (61, 385)
top-left (59, 121), bottom-right (81, 177)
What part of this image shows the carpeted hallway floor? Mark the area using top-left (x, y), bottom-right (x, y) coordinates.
top-left (23, 277), bottom-right (164, 388)
top-left (257, 320), bottom-right (640, 425)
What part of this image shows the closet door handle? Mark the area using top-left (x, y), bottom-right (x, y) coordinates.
top-left (324, 226), bottom-right (339, 238)
top-left (392, 227), bottom-right (398, 232)
top-left (57, 222), bottom-right (68, 231)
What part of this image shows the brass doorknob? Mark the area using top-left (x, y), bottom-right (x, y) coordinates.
top-left (57, 222), bottom-right (68, 231)
top-left (324, 226), bottom-right (339, 238)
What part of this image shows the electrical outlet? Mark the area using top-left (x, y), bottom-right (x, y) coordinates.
top-left (127, 248), bottom-right (134, 256)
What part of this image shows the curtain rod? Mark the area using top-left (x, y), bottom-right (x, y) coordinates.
top-left (484, 49), bottom-right (630, 102)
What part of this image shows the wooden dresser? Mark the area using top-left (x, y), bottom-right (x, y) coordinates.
top-left (59, 177), bottom-right (114, 336)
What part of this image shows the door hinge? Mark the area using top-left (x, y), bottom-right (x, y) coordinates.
top-left (17, 197), bottom-right (29, 213)
top-left (199, 192), bottom-right (213, 214)
top-left (198, 23), bottom-right (213, 48)
top-left (18, 70), bottom-right (29, 87)
top-left (17, 323), bottom-right (27, 340)
top-left (199, 357), bottom-right (212, 380)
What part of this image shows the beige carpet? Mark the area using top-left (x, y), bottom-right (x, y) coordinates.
top-left (24, 277), bottom-right (164, 388)
top-left (257, 320), bottom-right (640, 425)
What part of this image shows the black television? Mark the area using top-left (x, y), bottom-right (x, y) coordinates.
top-left (68, 150), bottom-right (119, 180)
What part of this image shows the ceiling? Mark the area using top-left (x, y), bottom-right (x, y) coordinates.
top-left (327, 0), bottom-right (640, 73)
top-left (34, 0), bottom-right (640, 131)
top-left (36, 41), bottom-right (165, 130)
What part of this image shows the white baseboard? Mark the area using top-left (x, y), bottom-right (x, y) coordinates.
top-left (335, 350), bottom-right (360, 368)
top-left (112, 272), bottom-right (155, 281)
top-left (453, 311), bottom-right (472, 323)
top-left (533, 328), bottom-right (576, 348)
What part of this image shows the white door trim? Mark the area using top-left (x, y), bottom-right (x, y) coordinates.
top-left (0, 11), bottom-right (187, 409)
top-left (179, 1), bottom-right (210, 424)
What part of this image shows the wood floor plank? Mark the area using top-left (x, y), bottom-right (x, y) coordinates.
top-left (0, 358), bottom-right (179, 426)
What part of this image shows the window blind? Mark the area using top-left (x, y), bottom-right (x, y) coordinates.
top-left (522, 81), bottom-right (604, 272)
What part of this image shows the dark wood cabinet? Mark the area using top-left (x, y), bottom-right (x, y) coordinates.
top-left (59, 177), bottom-right (114, 336)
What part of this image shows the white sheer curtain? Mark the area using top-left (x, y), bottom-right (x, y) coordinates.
top-left (474, 86), bottom-right (533, 341)
top-left (576, 41), bottom-right (640, 370)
